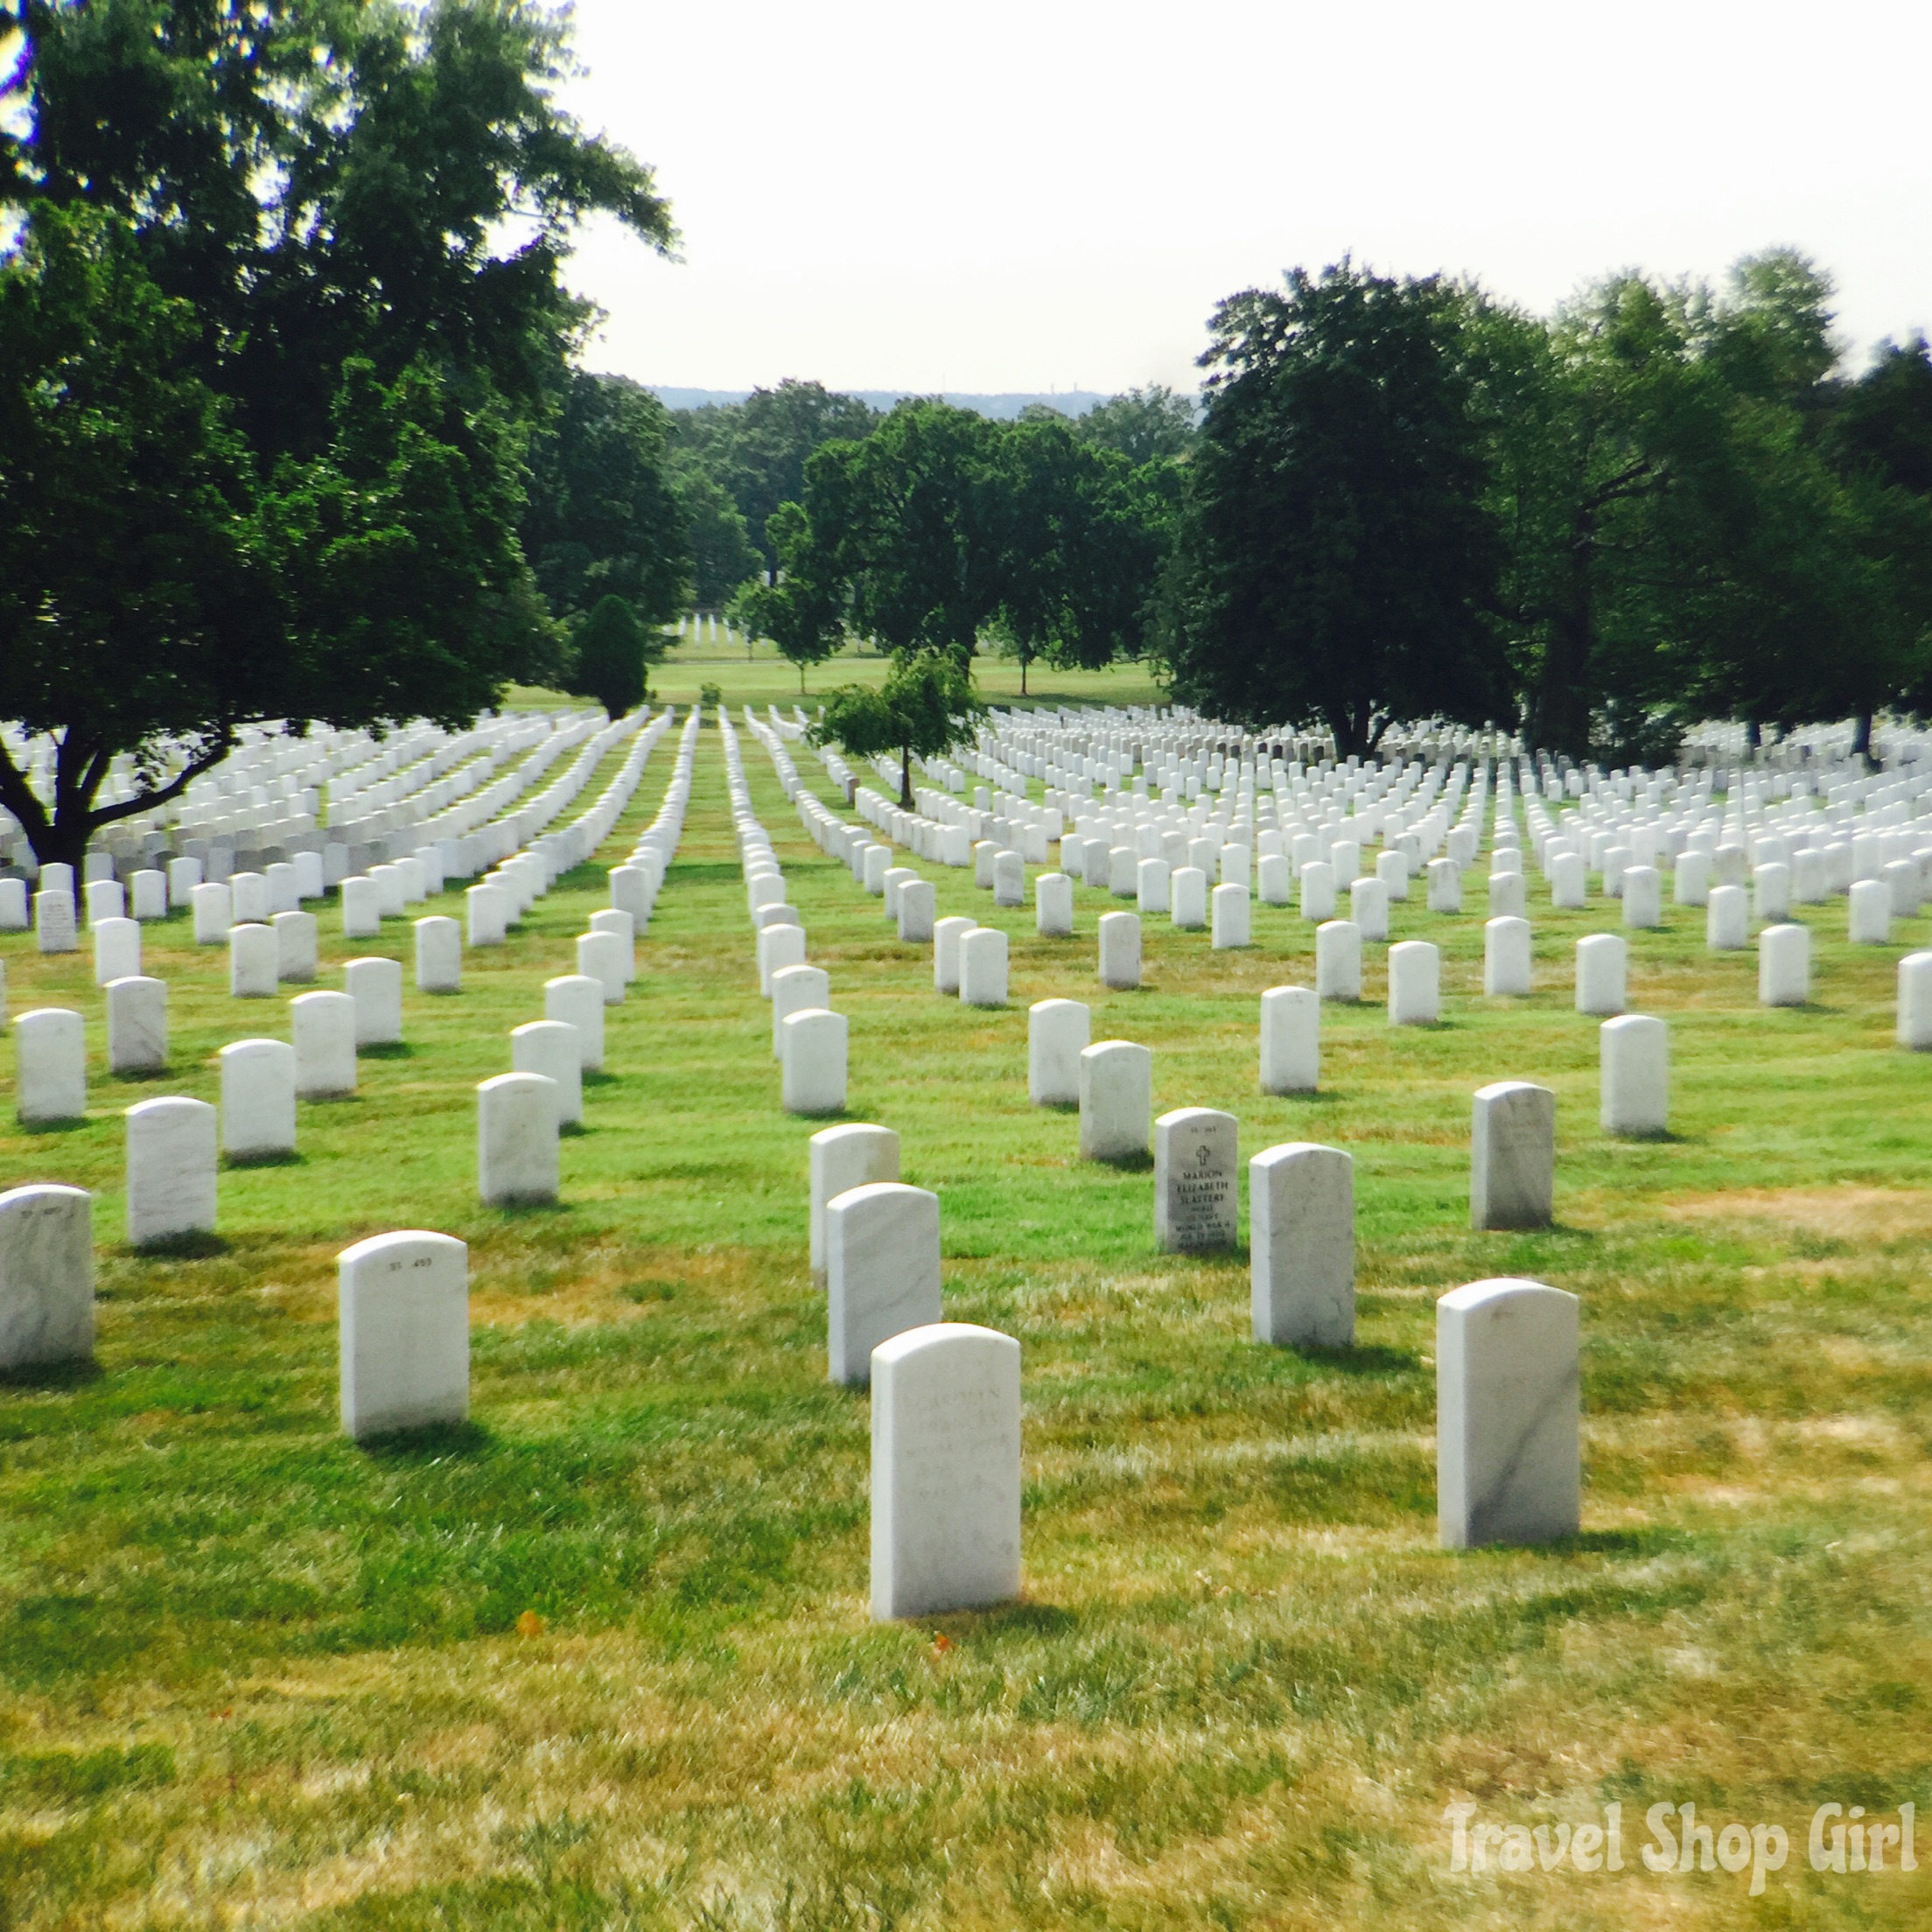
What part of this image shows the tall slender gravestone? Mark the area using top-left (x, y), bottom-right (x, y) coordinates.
top-left (14, 1009), bottom-right (86, 1124)
top-left (344, 956), bottom-right (402, 1046)
top-left (1259, 986), bottom-right (1320, 1094)
top-left (476, 1072), bottom-right (559, 1205)
top-left (545, 975), bottom-right (605, 1071)
top-left (292, 990), bottom-right (357, 1097)
top-left (106, 976), bottom-right (167, 1074)
top-left (512, 1020), bottom-right (583, 1127)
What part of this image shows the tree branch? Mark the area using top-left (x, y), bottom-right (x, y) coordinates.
top-left (0, 738), bottom-right (52, 844)
top-left (84, 738), bottom-right (236, 831)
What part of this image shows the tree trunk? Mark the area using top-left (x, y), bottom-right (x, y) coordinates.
top-left (900, 745), bottom-right (914, 810)
top-left (1020, 653), bottom-right (1029, 697)
top-left (1852, 710), bottom-right (1873, 760)
top-left (1323, 706), bottom-right (1364, 761)
top-left (1746, 718), bottom-right (1762, 750)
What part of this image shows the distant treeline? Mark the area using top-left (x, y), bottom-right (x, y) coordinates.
top-left (536, 256), bottom-right (1932, 760)
top-left (523, 377), bottom-right (1197, 690)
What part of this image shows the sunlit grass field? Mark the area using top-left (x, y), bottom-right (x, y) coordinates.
top-left (508, 638), bottom-right (1168, 715)
top-left (2, 701), bottom-right (1930, 1928)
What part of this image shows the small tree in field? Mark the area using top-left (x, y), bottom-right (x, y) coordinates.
top-left (568, 595), bottom-right (659, 717)
top-left (810, 653), bottom-right (984, 808)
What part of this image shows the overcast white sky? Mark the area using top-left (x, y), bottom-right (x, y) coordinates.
top-left (556, 0), bottom-right (1932, 397)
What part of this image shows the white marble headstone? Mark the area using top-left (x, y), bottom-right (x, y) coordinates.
top-left (1470, 1081), bottom-right (1555, 1231)
top-left (1154, 1108), bottom-right (1238, 1251)
top-left (809, 1123), bottom-right (900, 1284)
top-left (0, 1184), bottom-right (94, 1368)
top-left (1250, 1142), bottom-right (1354, 1348)
top-left (476, 1071), bottom-right (559, 1204)
top-left (124, 1096), bottom-right (217, 1244)
top-left (338, 1229), bottom-right (469, 1438)
top-left (870, 1322), bottom-right (1021, 1620)
top-left (1078, 1040), bottom-right (1151, 1161)
top-left (13, 1008), bottom-right (85, 1123)
top-left (220, 1039), bottom-right (297, 1158)
top-left (1437, 1278), bottom-right (1579, 1548)
top-left (106, 976), bottom-right (167, 1074)
top-left (826, 1180), bottom-right (942, 1385)
top-left (1028, 998), bottom-right (1089, 1107)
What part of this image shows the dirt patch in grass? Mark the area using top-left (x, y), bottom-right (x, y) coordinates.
top-left (1662, 1185), bottom-right (1932, 1242)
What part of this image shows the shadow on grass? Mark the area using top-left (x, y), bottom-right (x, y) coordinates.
top-left (225, 1150), bottom-right (304, 1170)
top-left (127, 1231), bottom-right (228, 1260)
top-left (360, 1041), bottom-right (414, 1060)
top-left (109, 1065), bottom-right (178, 1083)
top-left (493, 1197), bottom-right (571, 1219)
top-left (18, 1116), bottom-right (90, 1136)
top-left (1606, 1129), bottom-right (1691, 1145)
top-left (0, 1356), bottom-right (104, 1393)
top-left (1451, 1525), bottom-right (1690, 1560)
top-left (927, 1598), bottom-right (1079, 1640)
top-left (1095, 1150), bottom-right (1154, 1173)
top-left (582, 1069), bottom-right (621, 1088)
top-left (356, 1418), bottom-right (495, 1462)
top-left (1298, 1342), bottom-right (1419, 1376)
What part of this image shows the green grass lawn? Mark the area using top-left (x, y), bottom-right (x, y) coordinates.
top-left (2, 718), bottom-right (1929, 1929)
top-left (509, 647), bottom-right (1169, 716)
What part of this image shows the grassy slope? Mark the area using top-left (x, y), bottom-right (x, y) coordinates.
top-left (0, 707), bottom-right (1928, 1928)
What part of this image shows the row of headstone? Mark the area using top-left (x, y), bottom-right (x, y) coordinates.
top-left (789, 1112), bottom-right (1575, 1614)
top-left (468, 712), bottom-right (695, 1203)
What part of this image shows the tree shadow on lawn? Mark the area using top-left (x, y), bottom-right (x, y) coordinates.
top-left (360, 1041), bottom-right (414, 1060)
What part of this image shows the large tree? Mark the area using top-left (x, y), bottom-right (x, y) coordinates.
top-left (0, 0), bottom-right (673, 868)
top-left (787, 401), bottom-right (1012, 654)
top-left (1480, 252), bottom-right (1925, 760)
top-left (522, 371), bottom-right (688, 631)
top-left (673, 379), bottom-right (881, 579)
top-left (993, 416), bottom-right (1176, 693)
top-left (1161, 262), bottom-right (1509, 755)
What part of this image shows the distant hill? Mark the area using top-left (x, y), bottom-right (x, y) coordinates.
top-left (650, 386), bottom-right (1110, 420)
